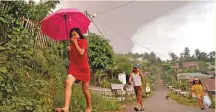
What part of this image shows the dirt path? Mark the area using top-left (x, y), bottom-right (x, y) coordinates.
top-left (126, 75), bottom-right (215, 112)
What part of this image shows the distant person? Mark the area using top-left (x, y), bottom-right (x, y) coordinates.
top-left (129, 64), bottom-right (145, 111)
top-left (190, 78), bottom-right (205, 110)
top-left (55, 28), bottom-right (92, 112)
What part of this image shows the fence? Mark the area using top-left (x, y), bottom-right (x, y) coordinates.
top-left (90, 84), bottom-right (138, 102)
top-left (22, 17), bottom-right (57, 48)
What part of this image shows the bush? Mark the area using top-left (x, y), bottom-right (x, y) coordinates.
top-left (169, 92), bottom-right (215, 109)
top-left (168, 92), bottom-right (198, 107)
top-left (101, 80), bottom-right (111, 88)
top-left (100, 78), bottom-right (122, 88)
top-left (209, 94), bottom-right (215, 108)
top-left (109, 78), bottom-right (122, 84)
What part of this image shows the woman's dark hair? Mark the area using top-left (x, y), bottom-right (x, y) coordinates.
top-left (132, 67), bottom-right (139, 73)
top-left (69, 28), bottom-right (85, 39)
top-left (192, 79), bottom-right (203, 86)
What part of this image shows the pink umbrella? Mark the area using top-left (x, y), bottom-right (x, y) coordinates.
top-left (41, 8), bottom-right (91, 41)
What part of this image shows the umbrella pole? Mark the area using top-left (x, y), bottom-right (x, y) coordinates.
top-left (64, 15), bottom-right (70, 45)
top-left (85, 11), bottom-right (89, 34)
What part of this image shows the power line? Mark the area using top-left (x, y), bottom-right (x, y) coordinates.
top-left (93, 18), bottom-right (170, 59)
top-left (87, 14), bottom-right (105, 37)
top-left (96, 0), bottom-right (135, 15)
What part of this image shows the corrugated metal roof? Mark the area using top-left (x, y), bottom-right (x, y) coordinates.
top-left (200, 79), bottom-right (216, 90)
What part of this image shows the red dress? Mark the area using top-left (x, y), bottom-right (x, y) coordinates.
top-left (67, 39), bottom-right (90, 82)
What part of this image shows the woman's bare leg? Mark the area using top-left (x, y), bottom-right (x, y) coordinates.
top-left (197, 96), bottom-right (204, 108)
top-left (133, 86), bottom-right (140, 111)
top-left (139, 87), bottom-right (143, 107)
top-left (56, 75), bottom-right (76, 112)
top-left (82, 81), bottom-right (92, 112)
top-left (134, 87), bottom-right (139, 104)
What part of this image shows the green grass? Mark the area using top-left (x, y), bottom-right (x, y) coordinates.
top-left (168, 92), bottom-right (215, 109)
top-left (168, 92), bottom-right (199, 107)
top-left (53, 85), bottom-right (120, 112)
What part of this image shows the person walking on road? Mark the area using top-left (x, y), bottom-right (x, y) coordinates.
top-left (129, 64), bottom-right (145, 111)
top-left (55, 28), bottom-right (92, 112)
top-left (190, 78), bottom-right (205, 110)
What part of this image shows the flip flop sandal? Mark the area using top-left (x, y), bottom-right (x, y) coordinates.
top-left (140, 108), bottom-right (145, 111)
top-left (134, 107), bottom-right (139, 111)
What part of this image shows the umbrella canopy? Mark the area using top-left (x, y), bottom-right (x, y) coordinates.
top-left (41, 8), bottom-right (91, 41)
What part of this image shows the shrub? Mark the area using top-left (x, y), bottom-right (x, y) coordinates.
top-left (109, 78), bottom-right (122, 84)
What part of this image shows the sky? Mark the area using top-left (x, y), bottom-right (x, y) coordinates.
top-left (131, 1), bottom-right (215, 60)
top-left (31, 0), bottom-right (215, 60)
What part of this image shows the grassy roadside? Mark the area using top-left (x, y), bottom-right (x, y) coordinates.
top-left (54, 85), bottom-right (121, 112)
top-left (168, 92), bottom-right (215, 109)
top-left (117, 92), bottom-right (154, 112)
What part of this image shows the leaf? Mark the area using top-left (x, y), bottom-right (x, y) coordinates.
top-left (0, 46), bottom-right (7, 51)
top-left (0, 76), bottom-right (3, 81)
top-left (0, 91), bottom-right (3, 100)
top-left (1, 84), bottom-right (5, 87)
top-left (0, 67), bottom-right (7, 73)
top-left (0, 17), bottom-right (8, 23)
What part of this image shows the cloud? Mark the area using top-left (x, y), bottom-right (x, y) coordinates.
top-left (131, 1), bottom-right (215, 60)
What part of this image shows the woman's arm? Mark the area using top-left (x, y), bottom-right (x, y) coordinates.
top-left (139, 71), bottom-right (144, 77)
top-left (71, 38), bottom-right (86, 56)
top-left (138, 68), bottom-right (144, 77)
top-left (74, 42), bottom-right (85, 55)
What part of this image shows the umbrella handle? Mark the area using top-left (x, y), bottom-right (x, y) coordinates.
top-left (68, 40), bottom-right (71, 45)
top-left (64, 15), bottom-right (70, 45)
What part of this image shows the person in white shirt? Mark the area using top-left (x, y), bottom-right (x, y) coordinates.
top-left (129, 64), bottom-right (145, 111)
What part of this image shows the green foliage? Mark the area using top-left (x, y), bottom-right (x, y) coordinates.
top-left (87, 33), bottom-right (114, 72)
top-left (112, 55), bottom-right (132, 74)
top-left (173, 81), bottom-right (180, 89)
top-left (54, 85), bottom-right (120, 111)
top-left (27, 1), bottom-right (60, 21)
top-left (168, 92), bottom-right (199, 107)
top-left (0, 1), bottom-right (120, 111)
top-left (209, 94), bottom-right (215, 108)
top-left (169, 92), bottom-right (215, 109)
top-left (109, 78), bottom-right (122, 84)
top-left (180, 81), bottom-right (189, 91)
top-left (198, 61), bottom-right (208, 72)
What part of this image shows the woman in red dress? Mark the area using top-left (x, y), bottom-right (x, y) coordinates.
top-left (55, 28), bottom-right (92, 112)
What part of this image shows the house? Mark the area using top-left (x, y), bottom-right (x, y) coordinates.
top-left (206, 71), bottom-right (216, 77)
top-left (177, 73), bottom-right (211, 81)
top-left (182, 61), bottom-right (199, 69)
top-left (171, 63), bottom-right (180, 71)
top-left (199, 78), bottom-right (216, 91)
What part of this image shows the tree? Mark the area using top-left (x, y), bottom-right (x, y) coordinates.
top-left (27, 1), bottom-right (60, 21)
top-left (199, 61), bottom-right (208, 72)
top-left (157, 57), bottom-right (162, 63)
top-left (149, 52), bottom-right (157, 64)
top-left (109, 54), bottom-right (132, 78)
top-left (190, 55), bottom-right (196, 61)
top-left (183, 47), bottom-right (190, 60)
top-left (199, 52), bottom-right (208, 61)
top-left (195, 49), bottom-right (201, 60)
top-left (169, 52), bottom-right (178, 62)
top-left (142, 52), bottom-right (149, 60)
top-left (208, 51), bottom-right (215, 62)
top-left (86, 33), bottom-right (114, 73)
